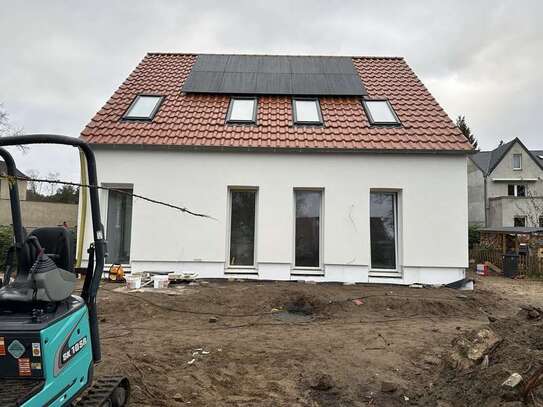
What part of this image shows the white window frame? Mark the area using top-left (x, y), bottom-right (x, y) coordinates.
top-left (369, 190), bottom-right (401, 273)
top-left (292, 188), bottom-right (324, 274)
top-left (514, 216), bottom-right (527, 227)
top-left (225, 186), bottom-right (258, 272)
top-left (508, 184), bottom-right (526, 197)
top-left (512, 153), bottom-right (522, 170)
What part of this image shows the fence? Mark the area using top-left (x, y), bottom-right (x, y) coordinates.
top-left (469, 245), bottom-right (543, 277)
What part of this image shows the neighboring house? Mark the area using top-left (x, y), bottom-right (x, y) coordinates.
top-left (78, 53), bottom-right (472, 285)
top-left (469, 138), bottom-right (543, 228)
top-left (0, 160), bottom-right (78, 230)
top-left (0, 159), bottom-right (27, 201)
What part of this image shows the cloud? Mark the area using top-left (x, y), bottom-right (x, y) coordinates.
top-left (0, 0), bottom-right (541, 179)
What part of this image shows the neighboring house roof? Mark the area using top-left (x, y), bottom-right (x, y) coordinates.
top-left (0, 160), bottom-right (27, 178)
top-left (471, 138), bottom-right (543, 175)
top-left (533, 150), bottom-right (543, 166)
top-left (81, 53), bottom-right (473, 153)
top-left (480, 227), bottom-right (543, 235)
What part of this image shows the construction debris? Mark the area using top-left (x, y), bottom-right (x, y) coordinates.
top-left (419, 306), bottom-right (543, 406)
top-left (448, 328), bottom-right (501, 370)
top-left (168, 272), bottom-right (198, 283)
top-left (502, 373), bottom-right (523, 388)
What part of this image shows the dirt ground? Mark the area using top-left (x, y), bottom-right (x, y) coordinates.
top-left (89, 274), bottom-right (543, 406)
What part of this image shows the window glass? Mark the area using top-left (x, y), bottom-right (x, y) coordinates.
top-left (514, 217), bottom-right (526, 227)
top-left (124, 95), bottom-right (162, 119)
top-left (293, 99), bottom-right (322, 123)
top-left (539, 217), bottom-right (543, 228)
top-left (364, 100), bottom-right (398, 124)
top-left (513, 154), bottom-right (522, 170)
top-left (106, 189), bottom-right (133, 264)
top-left (228, 98), bottom-right (256, 122)
top-left (517, 185), bottom-right (526, 197)
top-left (295, 190), bottom-right (322, 267)
top-left (229, 190), bottom-right (256, 266)
top-left (370, 192), bottom-right (397, 269)
top-left (508, 185), bottom-right (515, 196)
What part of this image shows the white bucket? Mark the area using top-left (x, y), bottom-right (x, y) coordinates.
top-left (126, 275), bottom-right (141, 290)
top-left (153, 275), bottom-right (169, 289)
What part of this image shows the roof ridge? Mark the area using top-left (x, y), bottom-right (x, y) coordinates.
top-left (146, 52), bottom-right (404, 60)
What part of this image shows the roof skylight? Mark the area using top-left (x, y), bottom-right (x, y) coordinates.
top-left (124, 95), bottom-right (163, 120)
top-left (227, 97), bottom-right (257, 123)
top-left (293, 98), bottom-right (323, 124)
top-left (363, 99), bottom-right (400, 125)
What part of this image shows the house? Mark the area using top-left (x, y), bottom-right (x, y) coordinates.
top-left (78, 53), bottom-right (472, 285)
top-left (0, 159), bottom-right (27, 201)
top-left (469, 138), bottom-right (543, 228)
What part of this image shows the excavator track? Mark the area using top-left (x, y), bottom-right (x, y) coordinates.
top-left (73, 376), bottom-right (130, 407)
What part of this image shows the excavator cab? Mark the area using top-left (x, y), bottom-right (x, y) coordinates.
top-left (0, 135), bottom-right (129, 407)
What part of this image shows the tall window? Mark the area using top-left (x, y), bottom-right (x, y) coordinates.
top-left (294, 190), bottom-right (322, 268)
top-left (106, 188), bottom-right (133, 264)
top-left (370, 192), bottom-right (398, 270)
top-left (512, 154), bottom-right (522, 170)
top-left (539, 217), bottom-right (543, 228)
top-left (229, 189), bottom-right (257, 266)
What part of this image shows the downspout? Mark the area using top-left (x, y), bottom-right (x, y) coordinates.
top-left (483, 174), bottom-right (488, 227)
top-left (76, 149), bottom-right (88, 268)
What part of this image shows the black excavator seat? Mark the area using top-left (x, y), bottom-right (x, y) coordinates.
top-left (0, 226), bottom-right (76, 306)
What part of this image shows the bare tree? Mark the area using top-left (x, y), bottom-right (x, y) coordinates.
top-left (26, 169), bottom-right (43, 196)
top-left (0, 104), bottom-right (22, 137)
top-left (514, 188), bottom-right (543, 227)
top-left (45, 171), bottom-right (60, 196)
top-left (0, 103), bottom-right (25, 151)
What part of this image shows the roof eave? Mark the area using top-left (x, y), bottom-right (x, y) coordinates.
top-left (87, 142), bottom-right (473, 155)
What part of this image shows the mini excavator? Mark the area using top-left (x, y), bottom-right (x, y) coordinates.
top-left (0, 135), bottom-right (129, 406)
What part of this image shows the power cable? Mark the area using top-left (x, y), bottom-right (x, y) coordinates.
top-left (0, 174), bottom-right (214, 219)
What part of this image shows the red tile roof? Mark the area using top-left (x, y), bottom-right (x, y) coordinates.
top-left (81, 53), bottom-right (472, 153)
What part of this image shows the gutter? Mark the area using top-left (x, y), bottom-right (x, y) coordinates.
top-left (87, 142), bottom-right (474, 156)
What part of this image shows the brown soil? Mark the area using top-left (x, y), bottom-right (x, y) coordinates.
top-left (418, 306), bottom-right (543, 407)
top-left (88, 274), bottom-right (543, 406)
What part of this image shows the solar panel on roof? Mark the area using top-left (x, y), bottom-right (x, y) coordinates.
top-left (182, 54), bottom-right (367, 96)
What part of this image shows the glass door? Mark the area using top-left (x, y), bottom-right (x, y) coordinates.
top-left (106, 189), bottom-right (133, 264)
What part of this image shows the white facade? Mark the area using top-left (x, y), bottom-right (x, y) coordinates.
top-left (79, 148), bottom-right (468, 285)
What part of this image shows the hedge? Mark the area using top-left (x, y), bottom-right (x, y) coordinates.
top-left (0, 225), bottom-right (13, 273)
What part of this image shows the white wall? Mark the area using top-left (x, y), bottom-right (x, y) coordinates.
top-left (79, 148), bottom-right (468, 284)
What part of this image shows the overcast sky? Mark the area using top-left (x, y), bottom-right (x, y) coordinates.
top-left (0, 0), bottom-right (541, 181)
